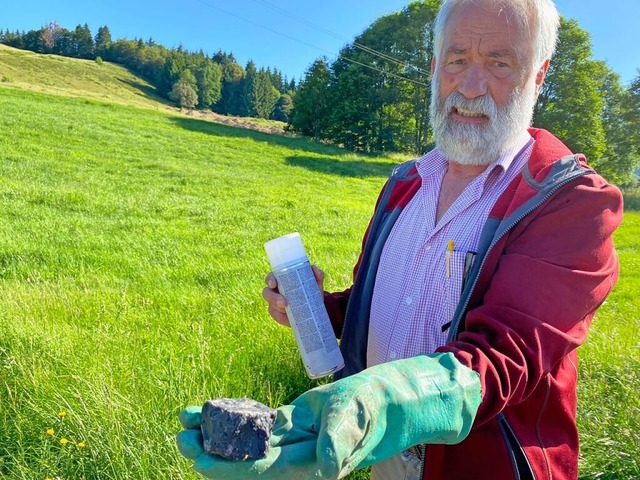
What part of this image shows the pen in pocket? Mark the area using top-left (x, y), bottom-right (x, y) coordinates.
top-left (446, 240), bottom-right (455, 278)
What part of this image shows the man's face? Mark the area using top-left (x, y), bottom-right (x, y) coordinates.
top-left (430, 2), bottom-right (547, 166)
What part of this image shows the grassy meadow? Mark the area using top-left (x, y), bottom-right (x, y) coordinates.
top-left (0, 44), bottom-right (169, 111)
top-left (0, 51), bottom-right (638, 480)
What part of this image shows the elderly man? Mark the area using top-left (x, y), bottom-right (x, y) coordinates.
top-left (177, 0), bottom-right (623, 479)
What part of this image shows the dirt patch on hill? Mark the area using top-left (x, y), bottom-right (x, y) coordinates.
top-left (179, 108), bottom-right (293, 137)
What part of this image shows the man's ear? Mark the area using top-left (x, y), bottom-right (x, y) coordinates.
top-left (535, 59), bottom-right (550, 95)
top-left (431, 56), bottom-right (437, 74)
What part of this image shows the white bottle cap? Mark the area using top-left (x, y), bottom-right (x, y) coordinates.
top-left (264, 232), bottom-right (309, 271)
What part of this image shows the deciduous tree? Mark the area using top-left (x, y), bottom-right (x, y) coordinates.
top-left (296, 0), bottom-right (439, 152)
top-left (40, 22), bottom-right (63, 52)
top-left (169, 69), bottom-right (198, 108)
top-left (191, 54), bottom-right (222, 109)
top-left (589, 69), bottom-right (640, 185)
top-left (534, 18), bottom-right (606, 163)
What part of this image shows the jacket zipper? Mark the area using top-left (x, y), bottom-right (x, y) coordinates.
top-left (446, 164), bottom-right (590, 342)
top-left (498, 413), bottom-right (536, 480)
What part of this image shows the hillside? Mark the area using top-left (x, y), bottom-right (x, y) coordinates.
top-left (0, 44), bottom-right (169, 109)
top-left (0, 44), bottom-right (287, 135)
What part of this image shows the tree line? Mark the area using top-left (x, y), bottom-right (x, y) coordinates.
top-left (0, 23), bottom-right (296, 122)
top-left (2, 0), bottom-right (639, 184)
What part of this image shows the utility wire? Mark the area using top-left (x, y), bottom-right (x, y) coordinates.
top-left (248, 0), bottom-right (431, 76)
top-left (192, 0), bottom-right (336, 57)
top-left (190, 0), bottom-right (430, 86)
top-left (340, 56), bottom-right (430, 87)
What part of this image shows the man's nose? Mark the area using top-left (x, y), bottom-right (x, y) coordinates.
top-left (458, 64), bottom-right (489, 99)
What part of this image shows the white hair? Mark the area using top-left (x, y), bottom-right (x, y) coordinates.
top-left (433, 0), bottom-right (560, 69)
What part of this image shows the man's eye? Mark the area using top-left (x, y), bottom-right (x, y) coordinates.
top-left (452, 58), bottom-right (465, 65)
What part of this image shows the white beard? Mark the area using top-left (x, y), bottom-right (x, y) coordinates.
top-left (430, 75), bottom-right (538, 166)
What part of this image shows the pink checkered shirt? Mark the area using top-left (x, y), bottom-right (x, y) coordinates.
top-left (367, 133), bottom-right (534, 367)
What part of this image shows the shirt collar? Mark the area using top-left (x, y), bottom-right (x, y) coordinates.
top-left (416, 131), bottom-right (533, 179)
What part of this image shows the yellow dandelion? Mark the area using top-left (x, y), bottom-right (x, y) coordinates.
top-left (46, 428), bottom-right (55, 436)
top-left (58, 411), bottom-right (67, 418)
top-left (46, 477), bottom-right (54, 480)
top-left (59, 438), bottom-right (69, 445)
top-left (77, 441), bottom-right (86, 448)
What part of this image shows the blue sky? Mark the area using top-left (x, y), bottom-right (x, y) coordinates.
top-left (3, 0), bottom-right (639, 85)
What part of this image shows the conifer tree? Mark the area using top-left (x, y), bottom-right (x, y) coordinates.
top-left (94, 26), bottom-right (112, 60)
top-left (290, 58), bottom-right (332, 140)
top-left (72, 23), bottom-right (94, 59)
top-left (271, 93), bottom-right (293, 122)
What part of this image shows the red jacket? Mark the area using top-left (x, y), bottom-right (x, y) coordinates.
top-left (325, 129), bottom-right (623, 479)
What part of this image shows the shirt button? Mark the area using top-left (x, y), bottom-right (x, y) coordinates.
top-left (405, 296), bottom-right (413, 305)
top-left (390, 351), bottom-right (398, 360)
top-left (425, 245), bottom-right (432, 251)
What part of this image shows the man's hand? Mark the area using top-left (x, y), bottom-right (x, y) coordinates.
top-left (261, 265), bottom-right (325, 327)
top-left (176, 353), bottom-right (482, 479)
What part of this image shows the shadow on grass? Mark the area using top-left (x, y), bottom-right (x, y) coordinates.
top-left (171, 117), bottom-right (400, 177)
top-left (117, 77), bottom-right (172, 105)
top-left (171, 116), bottom-right (356, 155)
top-left (285, 155), bottom-right (396, 178)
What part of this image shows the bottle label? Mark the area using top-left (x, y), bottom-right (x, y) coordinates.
top-left (276, 263), bottom-right (339, 355)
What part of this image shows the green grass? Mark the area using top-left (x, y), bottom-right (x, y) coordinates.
top-left (0, 62), bottom-right (638, 479)
top-left (0, 44), bottom-right (169, 111)
top-left (577, 211), bottom-right (640, 478)
top-left (0, 85), bottom-right (391, 479)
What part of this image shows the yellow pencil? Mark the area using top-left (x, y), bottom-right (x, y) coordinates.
top-left (446, 240), bottom-right (455, 278)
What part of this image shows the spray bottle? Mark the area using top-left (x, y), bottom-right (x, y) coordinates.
top-left (264, 232), bottom-right (344, 378)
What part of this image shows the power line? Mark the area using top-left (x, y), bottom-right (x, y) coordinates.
top-left (191, 0), bottom-right (337, 58)
top-left (190, 0), bottom-right (430, 86)
top-left (248, 0), bottom-right (431, 76)
top-left (341, 55), bottom-right (430, 87)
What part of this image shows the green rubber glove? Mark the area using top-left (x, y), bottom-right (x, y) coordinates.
top-left (176, 352), bottom-right (481, 479)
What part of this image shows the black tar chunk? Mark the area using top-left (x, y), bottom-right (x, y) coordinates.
top-left (201, 398), bottom-right (277, 460)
